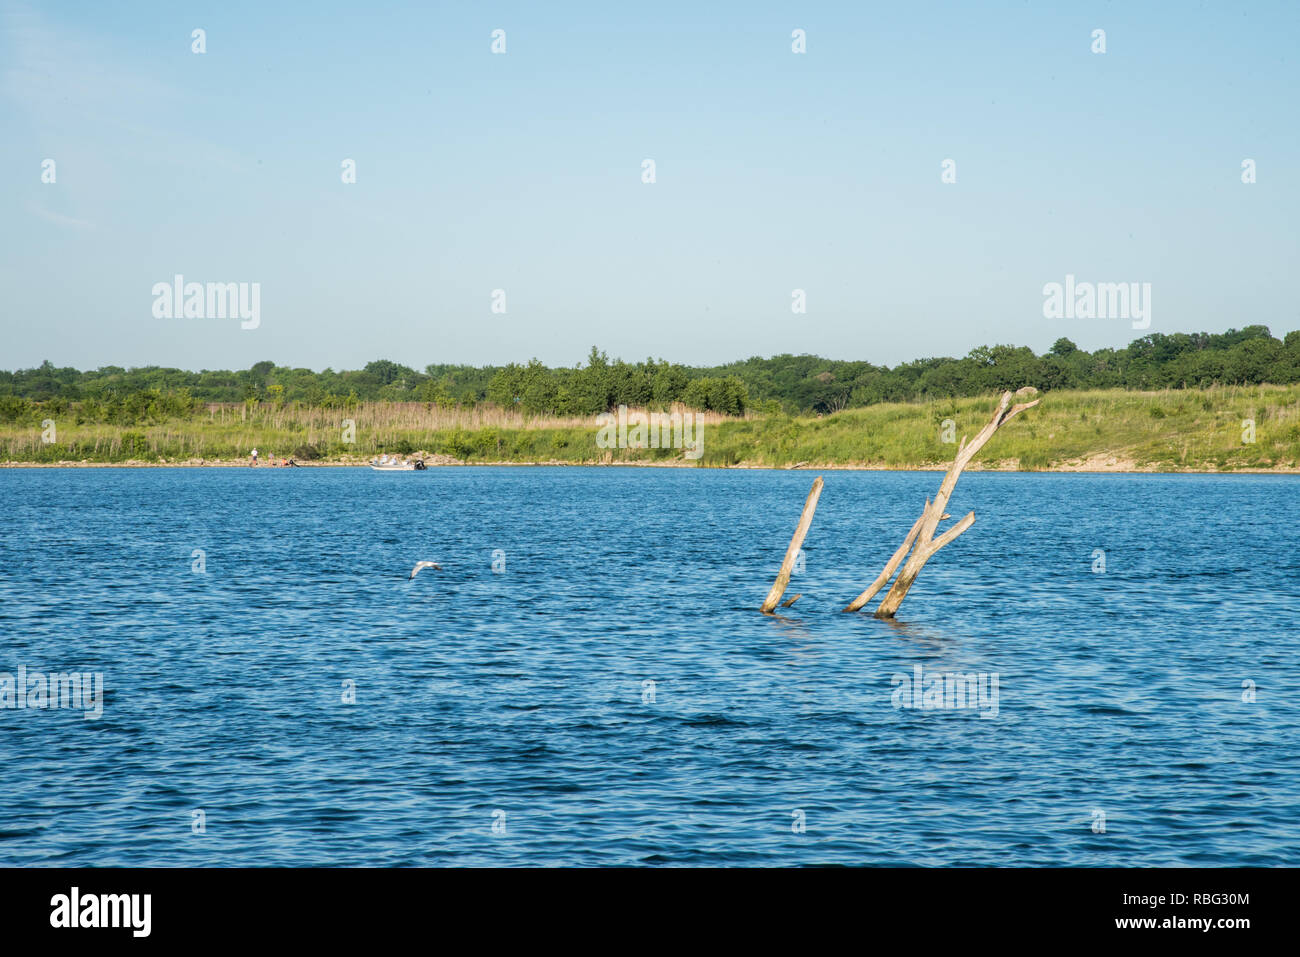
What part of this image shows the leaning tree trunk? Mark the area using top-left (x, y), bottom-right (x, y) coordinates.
top-left (761, 476), bottom-right (823, 613)
top-left (850, 389), bottom-right (1040, 619)
top-left (842, 503), bottom-right (947, 612)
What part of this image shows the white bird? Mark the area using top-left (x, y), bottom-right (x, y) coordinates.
top-left (408, 561), bottom-right (442, 579)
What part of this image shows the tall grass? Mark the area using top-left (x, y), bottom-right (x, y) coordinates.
top-left (4, 387), bottom-right (1299, 470)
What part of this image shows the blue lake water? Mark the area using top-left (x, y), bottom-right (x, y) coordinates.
top-left (1, 466), bottom-right (1297, 866)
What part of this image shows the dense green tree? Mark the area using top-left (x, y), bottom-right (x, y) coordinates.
top-left (6, 326), bottom-right (1300, 418)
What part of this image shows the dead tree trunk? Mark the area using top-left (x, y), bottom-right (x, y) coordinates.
top-left (848, 389), bottom-right (1040, 619)
top-left (761, 476), bottom-right (823, 613)
top-left (842, 503), bottom-right (948, 612)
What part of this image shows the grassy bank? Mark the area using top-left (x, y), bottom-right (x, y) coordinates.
top-left (4, 385), bottom-right (1300, 471)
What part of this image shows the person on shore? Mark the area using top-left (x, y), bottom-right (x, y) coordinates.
top-left (250, 448), bottom-right (259, 466)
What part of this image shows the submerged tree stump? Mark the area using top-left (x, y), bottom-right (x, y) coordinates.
top-left (842, 505), bottom-right (948, 612)
top-left (761, 476), bottom-right (823, 614)
top-left (847, 389), bottom-right (1040, 619)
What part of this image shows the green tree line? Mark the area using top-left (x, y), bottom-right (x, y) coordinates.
top-left (3, 327), bottom-right (1299, 424)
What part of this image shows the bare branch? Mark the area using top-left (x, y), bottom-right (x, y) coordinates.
top-left (1001, 398), bottom-right (1041, 425)
top-left (871, 391), bottom-right (1038, 618)
top-left (922, 510), bottom-right (976, 557)
top-left (843, 506), bottom-right (926, 613)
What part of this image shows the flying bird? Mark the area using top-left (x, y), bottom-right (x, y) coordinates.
top-left (408, 561), bottom-right (442, 579)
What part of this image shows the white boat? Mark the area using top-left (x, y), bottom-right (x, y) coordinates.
top-left (369, 459), bottom-right (426, 471)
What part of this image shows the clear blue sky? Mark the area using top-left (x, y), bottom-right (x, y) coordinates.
top-left (2, 0), bottom-right (1297, 371)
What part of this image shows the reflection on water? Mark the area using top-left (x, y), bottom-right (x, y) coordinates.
top-left (872, 615), bottom-right (963, 650)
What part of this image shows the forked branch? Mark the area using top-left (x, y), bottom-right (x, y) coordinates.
top-left (844, 388), bottom-right (1040, 619)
